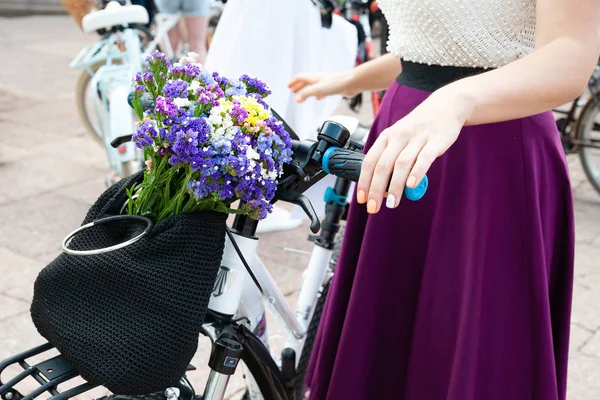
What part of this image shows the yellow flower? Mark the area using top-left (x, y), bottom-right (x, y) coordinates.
top-left (233, 96), bottom-right (269, 125)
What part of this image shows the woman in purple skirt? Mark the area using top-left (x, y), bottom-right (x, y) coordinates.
top-left (289, 0), bottom-right (599, 399)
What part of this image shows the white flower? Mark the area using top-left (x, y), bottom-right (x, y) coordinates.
top-left (173, 98), bottom-right (191, 108)
top-left (189, 80), bottom-right (201, 91)
top-left (179, 52), bottom-right (203, 66)
top-left (212, 127), bottom-right (226, 137)
top-left (260, 166), bottom-right (278, 180)
top-left (246, 147), bottom-right (260, 161)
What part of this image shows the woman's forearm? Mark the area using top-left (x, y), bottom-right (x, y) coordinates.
top-left (441, 0), bottom-right (600, 127)
top-left (347, 54), bottom-right (402, 93)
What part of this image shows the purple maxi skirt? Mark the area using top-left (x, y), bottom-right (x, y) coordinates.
top-left (305, 82), bottom-right (575, 400)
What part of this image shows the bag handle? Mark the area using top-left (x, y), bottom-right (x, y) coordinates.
top-left (61, 215), bottom-right (153, 256)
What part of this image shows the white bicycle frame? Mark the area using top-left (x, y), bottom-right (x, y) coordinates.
top-left (201, 228), bottom-right (333, 400)
top-left (202, 117), bottom-right (361, 400)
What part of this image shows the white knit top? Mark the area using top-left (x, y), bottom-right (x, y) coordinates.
top-left (378, 0), bottom-right (537, 68)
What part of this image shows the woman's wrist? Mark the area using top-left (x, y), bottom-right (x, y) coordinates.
top-left (434, 83), bottom-right (477, 126)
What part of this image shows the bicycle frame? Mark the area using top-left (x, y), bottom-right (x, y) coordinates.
top-left (144, 13), bottom-right (180, 60)
top-left (200, 179), bottom-right (350, 400)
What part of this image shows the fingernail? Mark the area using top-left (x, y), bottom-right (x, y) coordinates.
top-left (357, 190), bottom-right (366, 203)
top-left (386, 194), bottom-right (396, 209)
top-left (367, 199), bottom-right (377, 213)
top-left (407, 176), bottom-right (417, 188)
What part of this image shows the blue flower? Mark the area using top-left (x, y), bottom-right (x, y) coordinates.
top-left (225, 79), bottom-right (247, 97)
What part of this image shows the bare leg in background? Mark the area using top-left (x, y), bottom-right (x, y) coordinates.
top-left (184, 15), bottom-right (209, 63)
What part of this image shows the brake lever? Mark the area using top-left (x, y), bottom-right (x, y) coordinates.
top-left (111, 134), bottom-right (133, 148)
top-left (274, 191), bottom-right (321, 233)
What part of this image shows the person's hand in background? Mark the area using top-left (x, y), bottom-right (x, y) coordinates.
top-left (288, 71), bottom-right (357, 103)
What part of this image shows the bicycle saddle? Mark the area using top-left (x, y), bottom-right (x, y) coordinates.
top-left (82, 1), bottom-right (149, 34)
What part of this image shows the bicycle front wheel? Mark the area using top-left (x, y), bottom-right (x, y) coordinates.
top-left (575, 95), bottom-right (600, 195)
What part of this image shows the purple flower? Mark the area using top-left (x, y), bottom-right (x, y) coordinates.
top-left (170, 63), bottom-right (201, 78)
top-left (239, 74), bottom-right (272, 97)
top-left (132, 120), bottom-right (158, 148)
top-left (133, 71), bottom-right (143, 84)
top-left (247, 199), bottom-right (272, 220)
top-left (163, 79), bottom-right (189, 98)
top-left (181, 117), bottom-right (211, 142)
top-left (218, 175), bottom-right (236, 200)
top-left (143, 71), bottom-right (154, 82)
top-left (230, 100), bottom-right (249, 123)
top-left (196, 84), bottom-right (222, 106)
top-left (146, 50), bottom-right (170, 64)
top-left (189, 179), bottom-right (210, 199)
top-left (212, 71), bottom-right (229, 89)
top-left (250, 93), bottom-right (270, 110)
top-left (134, 85), bottom-right (146, 93)
top-left (155, 96), bottom-right (179, 117)
top-left (225, 79), bottom-right (247, 97)
top-left (171, 128), bottom-right (199, 164)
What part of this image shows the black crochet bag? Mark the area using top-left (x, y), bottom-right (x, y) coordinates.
top-left (30, 172), bottom-right (227, 395)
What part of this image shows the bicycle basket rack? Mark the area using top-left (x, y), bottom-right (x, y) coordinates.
top-left (0, 344), bottom-right (198, 400)
top-left (0, 343), bottom-right (99, 400)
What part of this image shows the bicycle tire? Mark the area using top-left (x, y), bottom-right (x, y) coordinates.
top-left (575, 94), bottom-right (600, 195)
top-left (97, 393), bottom-right (202, 400)
top-left (76, 27), bottom-right (156, 146)
top-left (76, 62), bottom-right (105, 146)
top-left (293, 225), bottom-right (344, 400)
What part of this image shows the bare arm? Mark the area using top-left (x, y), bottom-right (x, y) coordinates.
top-left (357, 0), bottom-right (600, 214)
top-left (442, 0), bottom-right (600, 126)
top-left (346, 53), bottom-right (402, 93)
top-left (289, 54), bottom-right (401, 102)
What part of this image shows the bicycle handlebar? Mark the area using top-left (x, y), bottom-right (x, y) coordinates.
top-left (321, 146), bottom-right (428, 201)
top-left (124, 91), bottom-right (427, 229)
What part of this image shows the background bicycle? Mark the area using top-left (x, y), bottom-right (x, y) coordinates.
top-left (65, 0), bottom-right (225, 184)
top-left (553, 59), bottom-right (600, 195)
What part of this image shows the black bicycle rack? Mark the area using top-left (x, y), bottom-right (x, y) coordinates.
top-left (0, 344), bottom-right (198, 400)
top-left (0, 343), bottom-right (97, 400)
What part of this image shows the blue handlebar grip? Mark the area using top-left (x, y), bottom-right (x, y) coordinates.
top-left (323, 146), bottom-right (428, 200)
top-left (403, 175), bottom-right (428, 201)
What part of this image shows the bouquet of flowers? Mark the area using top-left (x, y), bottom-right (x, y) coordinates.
top-left (127, 52), bottom-right (293, 222)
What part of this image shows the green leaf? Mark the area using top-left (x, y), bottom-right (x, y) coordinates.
top-left (132, 96), bottom-right (144, 120)
top-left (194, 104), bottom-right (203, 118)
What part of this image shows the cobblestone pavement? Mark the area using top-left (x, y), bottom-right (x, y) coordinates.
top-left (0, 15), bottom-right (599, 399)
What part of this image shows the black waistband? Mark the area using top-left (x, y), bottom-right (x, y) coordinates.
top-left (396, 61), bottom-right (490, 92)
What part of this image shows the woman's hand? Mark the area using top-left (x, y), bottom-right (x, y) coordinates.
top-left (288, 71), bottom-right (358, 103)
top-left (356, 87), bottom-right (474, 213)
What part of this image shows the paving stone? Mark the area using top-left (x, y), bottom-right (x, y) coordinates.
top-left (0, 246), bottom-right (45, 302)
top-left (0, 294), bottom-right (29, 320)
top-left (570, 323), bottom-right (595, 354)
top-left (0, 154), bottom-right (103, 203)
top-left (0, 192), bottom-right (91, 260)
top-left (0, 99), bottom-right (87, 139)
top-left (567, 354), bottom-right (600, 400)
top-left (574, 243), bottom-right (600, 279)
top-left (35, 135), bottom-right (107, 170)
top-left (571, 283), bottom-right (600, 331)
top-left (581, 330), bottom-right (600, 358)
top-left (0, 313), bottom-right (48, 364)
top-left (57, 177), bottom-right (109, 207)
